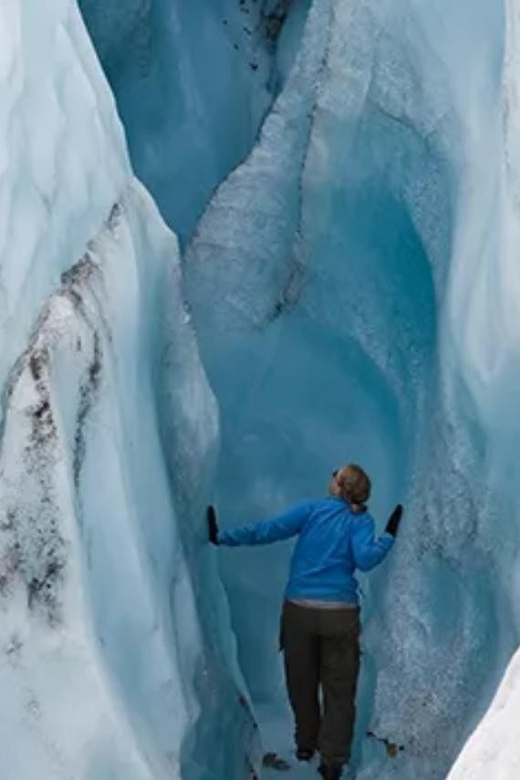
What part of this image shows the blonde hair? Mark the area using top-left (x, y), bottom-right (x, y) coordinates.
top-left (337, 464), bottom-right (371, 511)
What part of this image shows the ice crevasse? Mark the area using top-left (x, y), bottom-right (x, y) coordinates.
top-left (181, 0), bottom-right (520, 778)
top-left (3, 0), bottom-right (520, 780)
top-left (0, 2), bottom-right (260, 780)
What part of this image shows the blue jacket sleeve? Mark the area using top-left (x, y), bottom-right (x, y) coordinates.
top-left (218, 502), bottom-right (312, 547)
top-left (350, 513), bottom-right (394, 571)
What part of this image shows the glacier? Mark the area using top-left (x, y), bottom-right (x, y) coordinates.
top-left (181, 2), bottom-right (518, 780)
top-left (3, 0), bottom-right (520, 779)
top-left (0, 2), bottom-right (259, 779)
top-left (182, 0), bottom-right (520, 778)
top-left (78, 0), bottom-right (302, 243)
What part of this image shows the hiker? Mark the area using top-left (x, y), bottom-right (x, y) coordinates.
top-left (207, 464), bottom-right (402, 780)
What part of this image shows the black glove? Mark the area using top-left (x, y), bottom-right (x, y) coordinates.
top-left (385, 504), bottom-right (403, 537)
top-left (207, 505), bottom-right (219, 545)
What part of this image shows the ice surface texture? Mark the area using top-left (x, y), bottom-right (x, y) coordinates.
top-left (4, 0), bottom-right (520, 777)
top-left (184, 0), bottom-right (520, 777)
top-left (0, 3), bottom-right (258, 779)
top-left (79, 0), bottom-right (293, 243)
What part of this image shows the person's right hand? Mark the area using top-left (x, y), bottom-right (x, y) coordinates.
top-left (207, 505), bottom-right (219, 545)
top-left (385, 504), bottom-right (403, 537)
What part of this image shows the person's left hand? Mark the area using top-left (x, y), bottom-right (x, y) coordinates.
top-left (385, 504), bottom-right (403, 537)
top-left (207, 505), bottom-right (219, 545)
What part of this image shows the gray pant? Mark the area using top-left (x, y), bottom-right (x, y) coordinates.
top-left (280, 600), bottom-right (361, 764)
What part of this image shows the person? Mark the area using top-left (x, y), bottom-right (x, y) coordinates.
top-left (207, 464), bottom-right (402, 780)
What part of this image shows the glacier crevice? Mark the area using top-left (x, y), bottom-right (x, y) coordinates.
top-left (4, 0), bottom-right (520, 778)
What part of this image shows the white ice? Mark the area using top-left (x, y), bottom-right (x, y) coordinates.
top-left (0, 2), bottom-right (259, 779)
top-left (447, 646), bottom-right (520, 780)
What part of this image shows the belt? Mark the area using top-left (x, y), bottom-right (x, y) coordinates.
top-left (287, 598), bottom-right (358, 611)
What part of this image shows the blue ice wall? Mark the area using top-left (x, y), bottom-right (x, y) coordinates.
top-left (79, 0), bottom-right (520, 778)
top-left (79, 0), bottom-right (301, 243)
top-left (184, 1), bottom-right (520, 778)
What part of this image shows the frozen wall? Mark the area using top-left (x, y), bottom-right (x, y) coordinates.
top-left (79, 0), bottom-right (302, 243)
top-left (441, 1), bottom-right (520, 773)
top-left (0, 3), bottom-right (258, 779)
top-left (184, 0), bottom-right (520, 777)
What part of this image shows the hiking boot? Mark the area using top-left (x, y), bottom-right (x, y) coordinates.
top-left (318, 761), bottom-right (343, 780)
top-left (296, 748), bottom-right (315, 762)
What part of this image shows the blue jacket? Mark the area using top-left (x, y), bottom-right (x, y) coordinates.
top-left (219, 497), bottom-right (394, 604)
